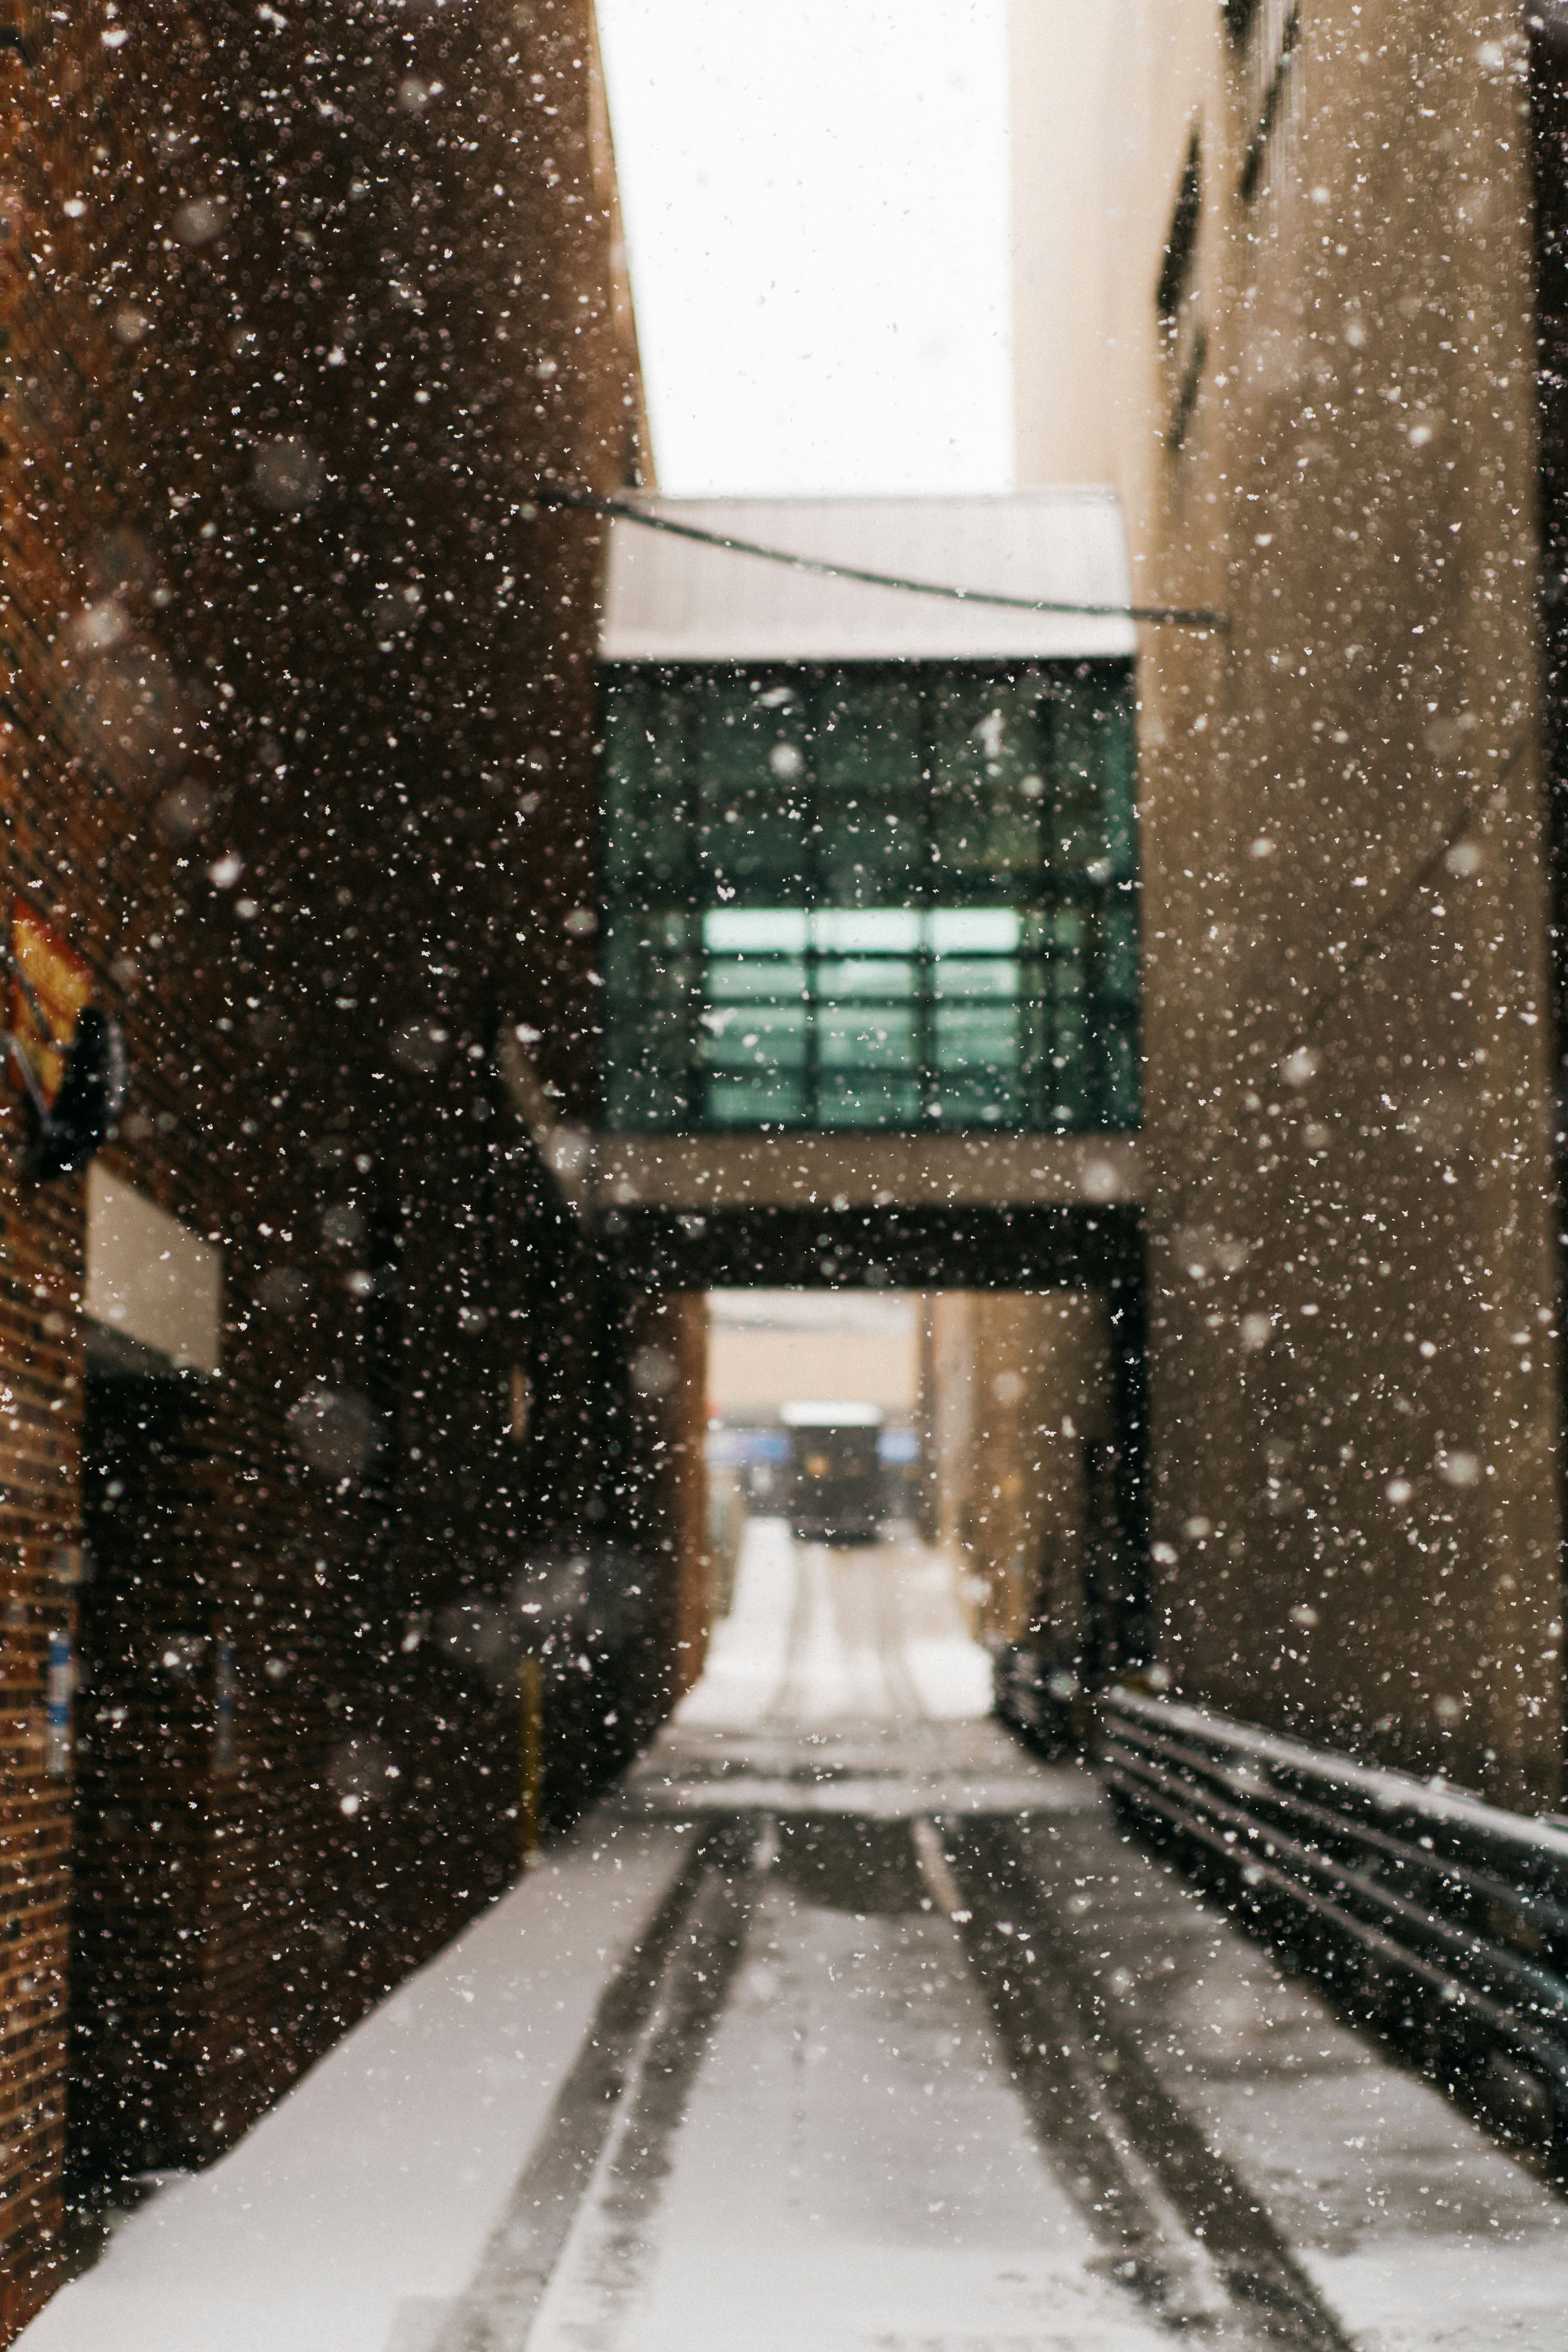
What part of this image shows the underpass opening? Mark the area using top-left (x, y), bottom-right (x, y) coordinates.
top-left (682, 1260), bottom-right (1149, 1740)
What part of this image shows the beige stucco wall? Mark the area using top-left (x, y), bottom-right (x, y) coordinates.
top-left (1012, 0), bottom-right (1564, 1801)
top-left (707, 1320), bottom-right (919, 1416)
top-left (1010, 0), bottom-right (1212, 501)
top-left (925, 1290), bottom-right (1110, 1644)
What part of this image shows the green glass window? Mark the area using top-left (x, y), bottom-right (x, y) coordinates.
top-left (599, 662), bottom-right (1139, 1134)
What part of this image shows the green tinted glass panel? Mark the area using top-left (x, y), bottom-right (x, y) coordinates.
top-left (814, 672), bottom-right (926, 903)
top-left (601, 660), bottom-right (1139, 1132)
top-left (695, 678), bottom-right (812, 898)
top-left (929, 678), bottom-right (1048, 883)
top-left (1054, 679), bottom-right (1137, 879)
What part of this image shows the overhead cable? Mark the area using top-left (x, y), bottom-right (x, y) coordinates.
top-left (532, 486), bottom-right (1230, 635)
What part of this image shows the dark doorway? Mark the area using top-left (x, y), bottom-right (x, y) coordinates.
top-left (69, 1335), bottom-right (210, 2196)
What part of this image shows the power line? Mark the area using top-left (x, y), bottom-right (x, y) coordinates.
top-left (533, 487), bottom-right (1230, 635)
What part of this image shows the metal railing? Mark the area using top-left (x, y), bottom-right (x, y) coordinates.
top-left (1093, 1687), bottom-right (1568, 2171)
top-left (992, 1641), bottom-right (1079, 1757)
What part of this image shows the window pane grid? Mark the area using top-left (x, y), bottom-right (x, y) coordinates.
top-left (601, 661), bottom-right (1139, 1134)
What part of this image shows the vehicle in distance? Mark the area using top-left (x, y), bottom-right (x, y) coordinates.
top-left (783, 1401), bottom-right (885, 1544)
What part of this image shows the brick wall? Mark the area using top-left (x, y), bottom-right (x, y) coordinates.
top-left (0, 0), bottom-right (663, 2329)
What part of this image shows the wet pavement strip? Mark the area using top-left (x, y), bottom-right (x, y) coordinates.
top-left (427, 1832), bottom-right (732, 2352)
top-left (521, 1840), bottom-right (763, 2352)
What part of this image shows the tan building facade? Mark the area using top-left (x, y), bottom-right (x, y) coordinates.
top-left (923, 1290), bottom-right (1112, 1659)
top-left (1011, 0), bottom-right (1565, 1804)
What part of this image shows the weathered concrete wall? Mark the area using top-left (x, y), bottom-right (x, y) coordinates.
top-left (925, 1290), bottom-right (1110, 1647)
top-left (1012, 0), bottom-right (1564, 1801)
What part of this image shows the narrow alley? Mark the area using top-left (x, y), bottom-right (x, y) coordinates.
top-left (27, 1520), bottom-right (1565, 2352)
top-left (7, 3), bottom-right (1568, 2346)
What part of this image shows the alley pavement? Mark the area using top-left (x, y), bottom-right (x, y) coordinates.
top-left (24, 1522), bottom-right (1568, 2352)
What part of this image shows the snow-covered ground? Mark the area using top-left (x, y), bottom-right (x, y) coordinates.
top-left (22, 1520), bottom-right (993, 2352)
top-left (20, 1812), bottom-right (697, 2352)
top-left (678, 1516), bottom-right (992, 1727)
top-left (526, 1871), bottom-right (1177, 2352)
top-left (23, 1517), bottom-right (1568, 2352)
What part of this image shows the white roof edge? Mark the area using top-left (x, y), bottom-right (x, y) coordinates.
top-left (598, 490), bottom-right (1137, 667)
top-left (608, 486), bottom-right (1122, 508)
top-left (780, 1401), bottom-right (885, 1426)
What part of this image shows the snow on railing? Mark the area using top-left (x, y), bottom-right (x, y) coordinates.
top-left (1096, 1686), bottom-right (1568, 2172)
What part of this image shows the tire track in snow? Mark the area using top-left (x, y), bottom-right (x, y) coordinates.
top-left (431, 1827), bottom-right (752, 2352)
top-left (919, 1817), bottom-right (1358, 2352)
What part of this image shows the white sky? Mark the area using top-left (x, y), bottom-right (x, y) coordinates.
top-left (594, 0), bottom-right (1013, 498)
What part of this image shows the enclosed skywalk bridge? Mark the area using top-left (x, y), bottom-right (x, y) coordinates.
top-left (587, 492), bottom-right (1155, 1668)
top-left (592, 491), bottom-right (1145, 1253)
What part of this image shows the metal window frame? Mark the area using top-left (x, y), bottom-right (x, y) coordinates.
top-left (599, 657), bottom-right (1140, 1138)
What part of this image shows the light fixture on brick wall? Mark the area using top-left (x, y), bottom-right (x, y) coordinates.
top-left (0, 897), bottom-right (127, 1182)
